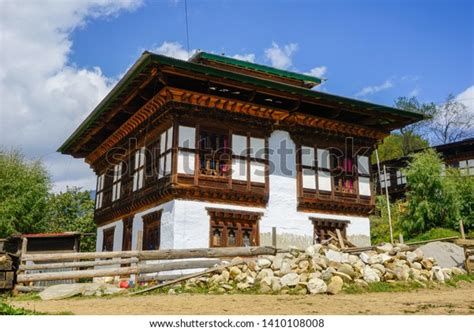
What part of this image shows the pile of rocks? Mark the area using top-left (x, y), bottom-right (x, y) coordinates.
top-left (182, 243), bottom-right (467, 295)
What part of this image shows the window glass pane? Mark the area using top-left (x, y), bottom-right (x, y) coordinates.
top-left (318, 170), bottom-right (332, 191)
top-left (227, 227), bottom-right (236, 246)
top-left (250, 161), bottom-right (265, 183)
top-left (178, 150), bottom-right (195, 175)
top-left (250, 137), bottom-right (265, 158)
top-left (166, 127), bottom-right (173, 150)
top-left (232, 158), bottom-right (247, 181)
top-left (301, 146), bottom-right (315, 167)
top-left (158, 156), bottom-right (165, 178)
top-left (160, 131), bottom-right (166, 152)
top-left (317, 149), bottom-right (330, 169)
top-left (212, 228), bottom-right (222, 247)
top-left (357, 155), bottom-right (369, 175)
top-left (165, 153), bottom-right (172, 174)
top-left (178, 126), bottom-right (196, 148)
top-left (133, 172), bottom-right (138, 191)
top-left (138, 169), bottom-right (144, 189)
top-left (358, 176), bottom-right (371, 196)
top-left (232, 134), bottom-right (247, 156)
top-left (302, 168), bottom-right (316, 189)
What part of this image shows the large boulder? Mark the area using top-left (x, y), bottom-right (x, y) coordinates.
top-left (327, 276), bottom-right (343, 295)
top-left (325, 249), bottom-right (349, 263)
top-left (307, 278), bottom-right (327, 294)
top-left (280, 272), bottom-right (300, 287)
top-left (418, 242), bottom-right (464, 268)
top-left (363, 266), bottom-right (380, 283)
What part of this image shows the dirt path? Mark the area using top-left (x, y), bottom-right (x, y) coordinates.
top-left (11, 282), bottom-right (474, 315)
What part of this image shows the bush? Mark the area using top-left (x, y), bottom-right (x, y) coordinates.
top-left (401, 149), bottom-right (461, 237)
top-left (370, 196), bottom-right (404, 244)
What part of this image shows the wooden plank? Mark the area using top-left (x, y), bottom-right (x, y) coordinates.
top-left (17, 266), bottom-right (138, 283)
top-left (22, 250), bottom-right (139, 262)
top-left (138, 246), bottom-right (276, 261)
top-left (139, 259), bottom-right (220, 274)
top-left (459, 220), bottom-right (466, 239)
top-left (335, 229), bottom-right (346, 249)
top-left (456, 238), bottom-right (474, 247)
top-left (272, 227), bottom-right (277, 248)
top-left (131, 260), bottom-right (245, 296)
top-left (19, 257), bottom-right (139, 271)
top-left (407, 236), bottom-right (459, 246)
top-left (138, 273), bottom-right (195, 282)
top-left (23, 246), bottom-right (276, 263)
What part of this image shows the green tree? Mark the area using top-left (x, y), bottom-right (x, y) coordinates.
top-left (443, 168), bottom-right (474, 231)
top-left (394, 96), bottom-right (436, 154)
top-left (373, 133), bottom-right (429, 163)
top-left (400, 149), bottom-right (461, 236)
top-left (369, 196), bottom-right (403, 244)
top-left (46, 187), bottom-right (96, 252)
top-left (0, 148), bottom-right (50, 237)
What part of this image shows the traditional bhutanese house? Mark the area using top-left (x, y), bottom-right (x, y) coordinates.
top-left (58, 51), bottom-right (425, 250)
top-left (374, 137), bottom-right (474, 201)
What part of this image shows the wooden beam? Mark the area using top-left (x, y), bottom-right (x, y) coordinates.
top-left (19, 258), bottom-right (139, 271)
top-left (17, 266), bottom-right (138, 283)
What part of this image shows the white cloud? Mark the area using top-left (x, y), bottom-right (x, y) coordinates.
top-left (264, 42), bottom-right (298, 69)
top-left (355, 79), bottom-right (394, 97)
top-left (232, 53), bottom-right (256, 62)
top-left (151, 41), bottom-right (195, 60)
top-left (305, 66), bottom-right (327, 78)
top-left (0, 0), bottom-right (143, 192)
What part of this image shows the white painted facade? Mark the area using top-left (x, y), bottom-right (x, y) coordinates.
top-left (96, 130), bottom-right (371, 252)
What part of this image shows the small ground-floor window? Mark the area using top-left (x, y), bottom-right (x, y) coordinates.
top-left (142, 210), bottom-right (161, 250)
top-left (207, 208), bottom-right (262, 247)
top-left (102, 227), bottom-right (115, 252)
top-left (122, 216), bottom-right (134, 251)
top-left (311, 218), bottom-right (350, 243)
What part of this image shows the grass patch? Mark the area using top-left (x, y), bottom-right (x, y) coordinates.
top-left (406, 228), bottom-right (459, 242)
top-left (0, 301), bottom-right (45, 315)
top-left (344, 280), bottom-right (428, 294)
top-left (12, 292), bottom-right (41, 301)
top-left (445, 274), bottom-right (474, 287)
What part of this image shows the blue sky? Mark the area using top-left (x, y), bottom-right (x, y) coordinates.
top-left (70, 0), bottom-right (473, 105)
top-left (1, 0), bottom-right (472, 191)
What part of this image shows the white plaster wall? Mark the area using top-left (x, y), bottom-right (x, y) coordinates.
top-left (173, 200), bottom-right (266, 249)
top-left (96, 220), bottom-right (123, 252)
top-left (130, 200), bottom-right (175, 250)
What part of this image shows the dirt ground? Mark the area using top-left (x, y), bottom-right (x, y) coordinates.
top-left (10, 282), bottom-right (474, 315)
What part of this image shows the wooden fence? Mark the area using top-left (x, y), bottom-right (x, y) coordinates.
top-left (16, 246), bottom-right (277, 289)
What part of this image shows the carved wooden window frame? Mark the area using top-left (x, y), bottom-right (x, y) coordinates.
top-left (207, 208), bottom-right (262, 247)
top-left (102, 227), bottom-right (115, 252)
top-left (111, 162), bottom-right (123, 202)
top-left (132, 147), bottom-right (146, 191)
top-left (142, 210), bottom-right (162, 251)
top-left (95, 173), bottom-right (105, 209)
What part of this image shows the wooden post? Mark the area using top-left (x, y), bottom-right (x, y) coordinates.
top-left (271, 227), bottom-right (277, 248)
top-left (18, 238), bottom-right (28, 286)
top-left (135, 230), bottom-right (143, 284)
top-left (459, 220), bottom-right (466, 239)
top-left (399, 233), bottom-right (404, 244)
top-left (383, 165), bottom-right (394, 244)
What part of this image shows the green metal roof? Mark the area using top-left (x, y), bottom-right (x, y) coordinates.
top-left (190, 51), bottom-right (323, 85)
top-left (58, 51), bottom-right (428, 154)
